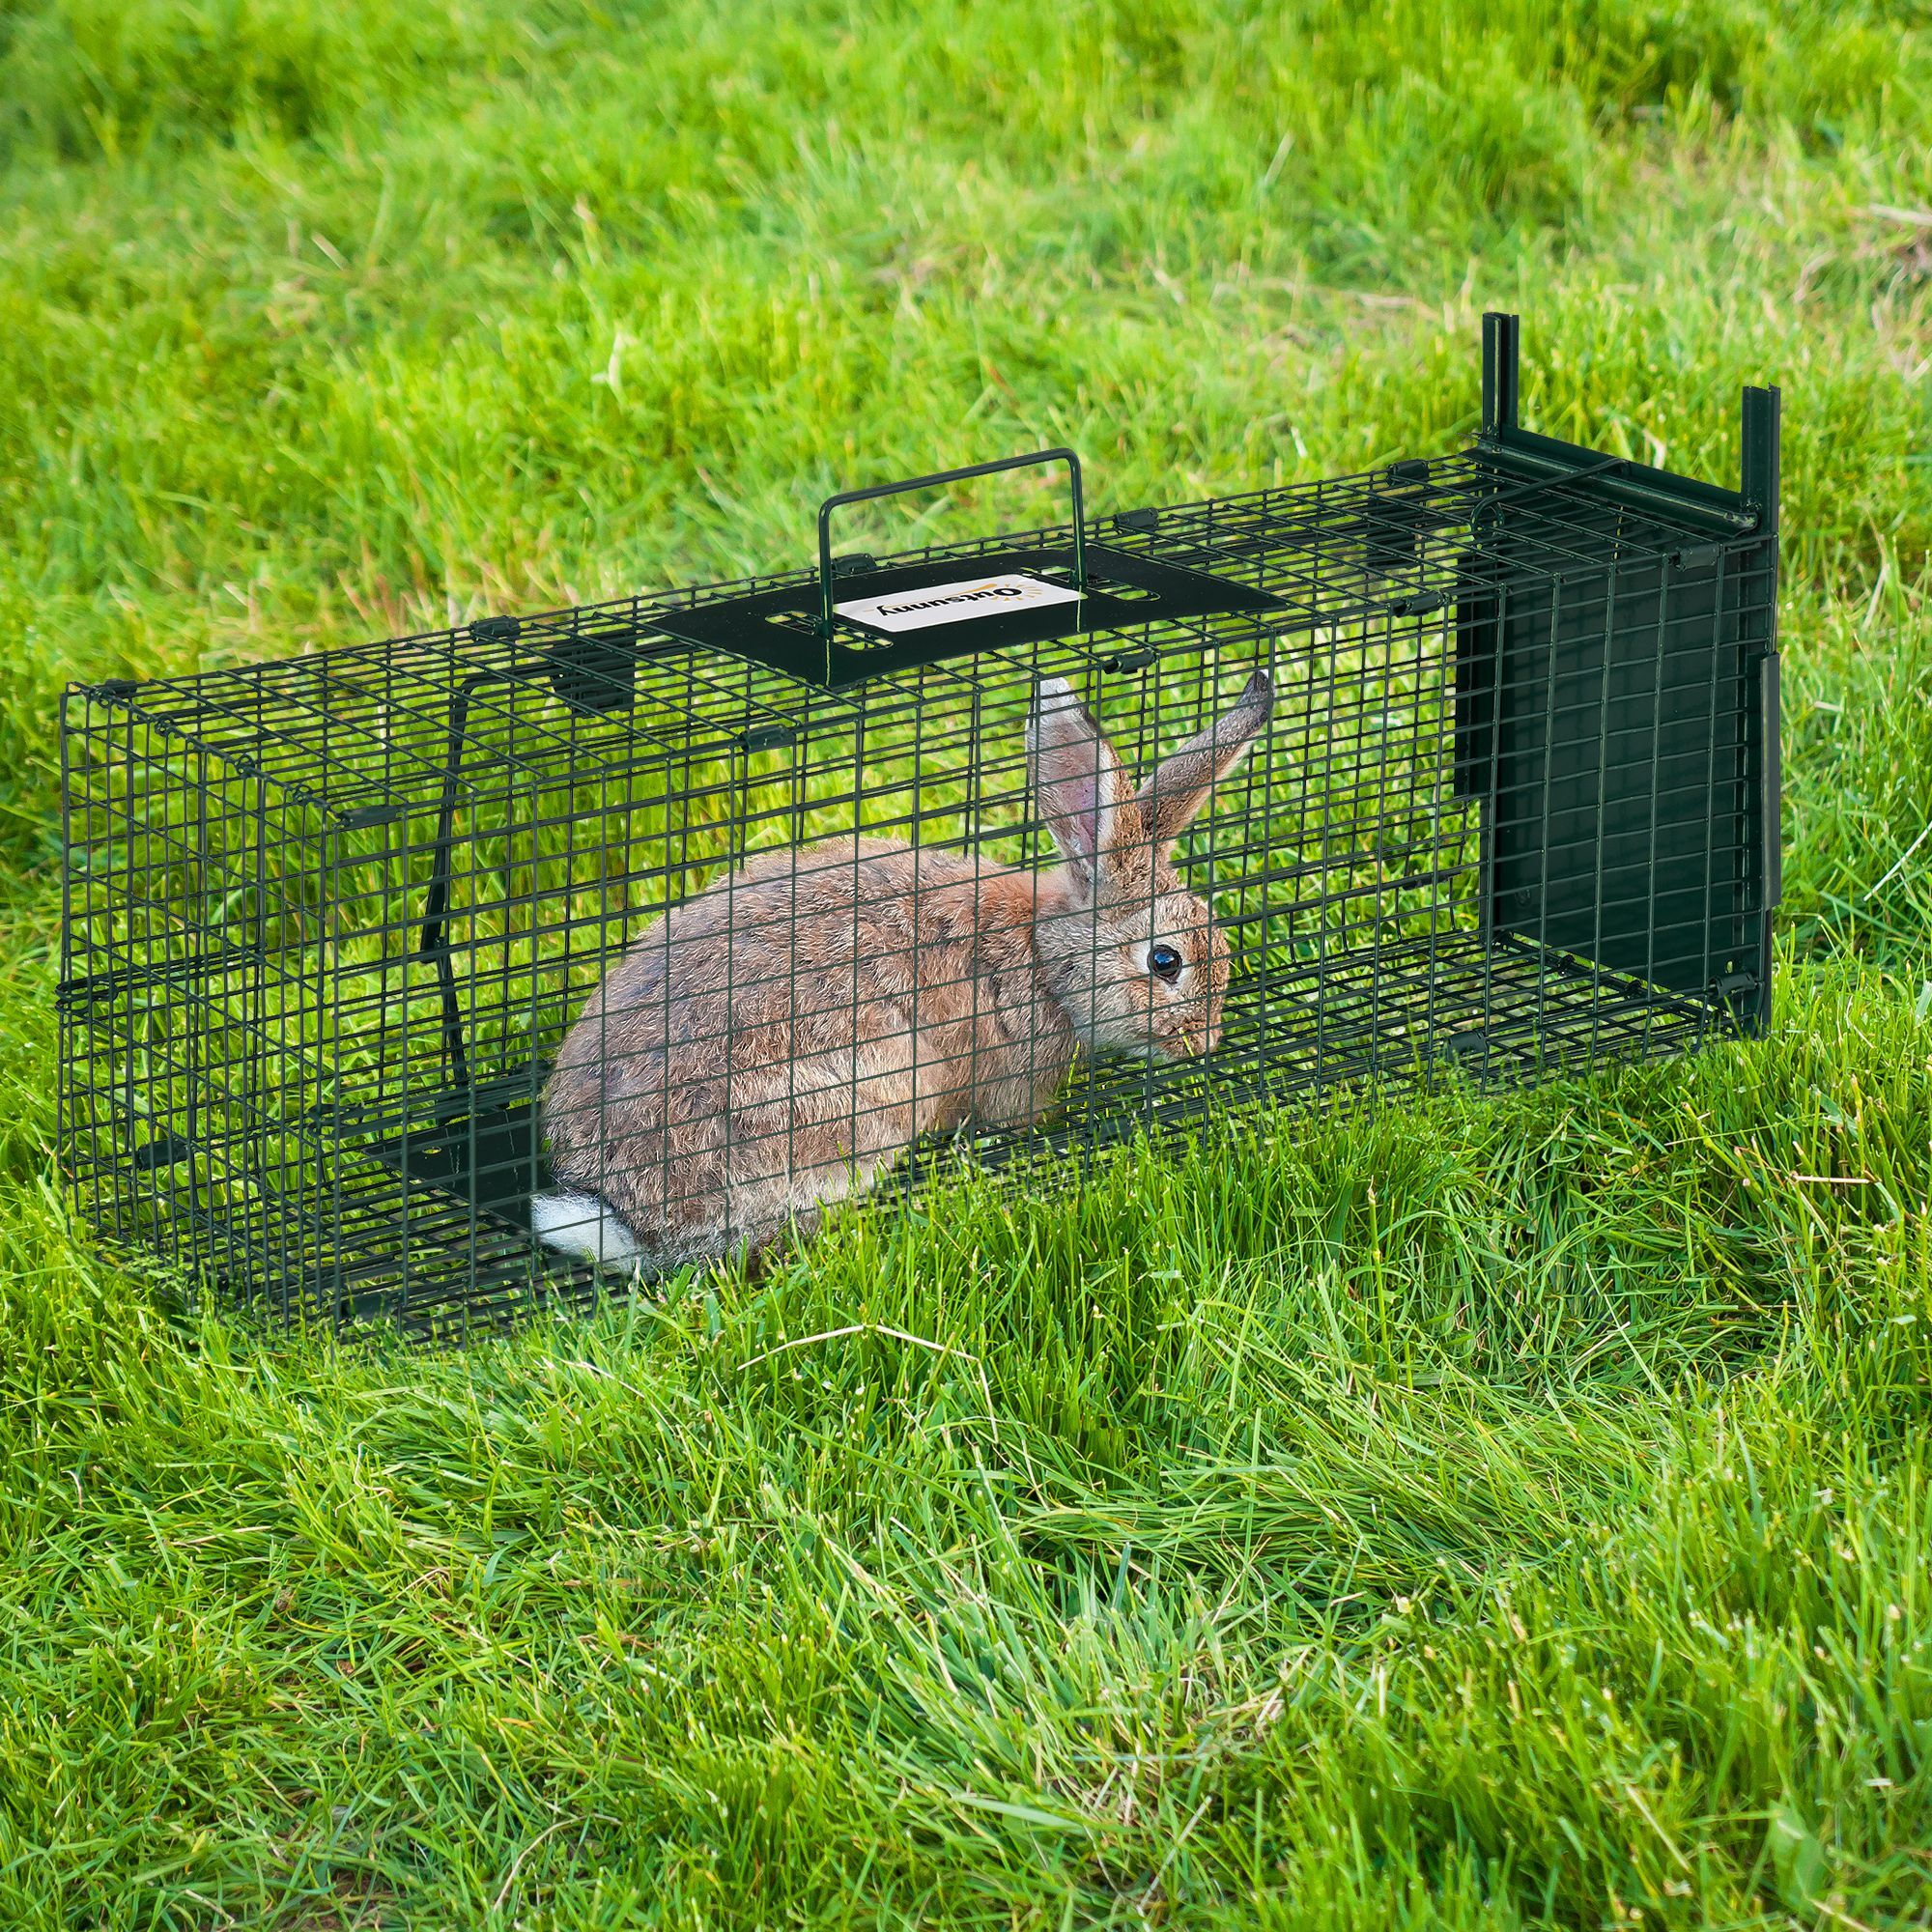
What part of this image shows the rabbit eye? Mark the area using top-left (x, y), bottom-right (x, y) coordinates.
top-left (1148, 944), bottom-right (1182, 983)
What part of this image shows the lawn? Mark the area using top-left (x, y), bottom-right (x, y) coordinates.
top-left (4, 1), bottom-right (1932, 1925)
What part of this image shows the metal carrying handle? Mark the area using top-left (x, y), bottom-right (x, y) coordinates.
top-left (815, 446), bottom-right (1086, 639)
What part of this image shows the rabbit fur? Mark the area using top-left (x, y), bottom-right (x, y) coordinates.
top-left (531, 668), bottom-right (1274, 1270)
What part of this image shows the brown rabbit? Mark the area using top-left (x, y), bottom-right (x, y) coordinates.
top-left (530, 668), bottom-right (1274, 1269)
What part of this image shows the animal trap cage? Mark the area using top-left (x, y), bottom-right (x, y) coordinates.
top-left (59, 316), bottom-right (1782, 1336)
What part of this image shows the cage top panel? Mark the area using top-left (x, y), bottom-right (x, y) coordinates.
top-left (66, 444), bottom-right (1759, 822)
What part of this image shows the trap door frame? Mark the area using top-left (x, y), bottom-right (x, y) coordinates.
top-left (1459, 312), bottom-right (1781, 1036)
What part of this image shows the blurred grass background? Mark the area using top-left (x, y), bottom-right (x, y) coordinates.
top-left (3, 1), bottom-right (1932, 1925)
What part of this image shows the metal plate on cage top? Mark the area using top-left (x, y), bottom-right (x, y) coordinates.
top-left (649, 541), bottom-right (1281, 689)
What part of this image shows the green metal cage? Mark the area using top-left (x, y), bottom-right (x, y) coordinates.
top-left (58, 314), bottom-right (1781, 1337)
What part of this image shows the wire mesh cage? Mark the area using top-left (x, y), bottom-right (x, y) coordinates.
top-left (59, 314), bottom-right (1782, 1337)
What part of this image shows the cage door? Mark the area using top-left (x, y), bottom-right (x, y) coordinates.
top-left (1459, 544), bottom-right (1772, 1014)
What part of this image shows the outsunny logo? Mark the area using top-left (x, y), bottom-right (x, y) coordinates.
top-left (880, 583), bottom-right (1024, 618)
top-left (835, 572), bottom-right (1083, 637)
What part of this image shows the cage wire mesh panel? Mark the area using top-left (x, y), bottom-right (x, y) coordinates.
top-left (58, 316), bottom-right (1782, 1337)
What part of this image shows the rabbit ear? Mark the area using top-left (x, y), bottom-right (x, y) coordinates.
top-left (1028, 676), bottom-right (1138, 891)
top-left (1135, 669), bottom-right (1275, 855)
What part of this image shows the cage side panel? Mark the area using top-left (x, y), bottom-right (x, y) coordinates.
top-left (58, 691), bottom-right (298, 1300)
top-left (1485, 553), bottom-right (1759, 1002)
top-left (60, 691), bottom-right (198, 1263)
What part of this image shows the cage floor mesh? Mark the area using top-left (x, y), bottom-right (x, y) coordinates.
top-left (136, 928), bottom-right (1722, 1337)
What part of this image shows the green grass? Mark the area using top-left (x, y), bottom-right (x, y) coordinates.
top-left (5, 0), bottom-right (1932, 1923)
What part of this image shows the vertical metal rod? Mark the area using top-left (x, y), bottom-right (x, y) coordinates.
top-left (419, 671), bottom-right (518, 1094)
top-left (1741, 384), bottom-right (1783, 1029)
top-left (1587, 550), bottom-right (1621, 1063)
top-left (57, 694), bottom-right (83, 1250)
top-left (1482, 312), bottom-right (1520, 437)
top-left (1696, 556), bottom-right (1729, 1026)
